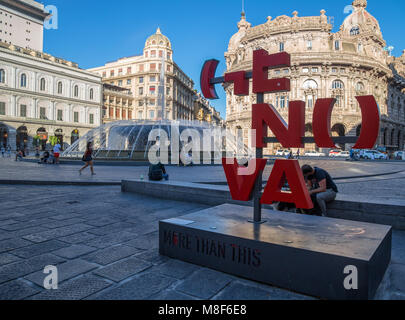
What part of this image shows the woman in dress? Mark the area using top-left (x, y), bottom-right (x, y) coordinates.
top-left (79, 142), bottom-right (96, 175)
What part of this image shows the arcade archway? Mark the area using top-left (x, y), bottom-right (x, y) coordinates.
top-left (36, 128), bottom-right (48, 151)
top-left (0, 123), bottom-right (8, 148)
top-left (16, 126), bottom-right (28, 151)
top-left (331, 123), bottom-right (346, 150)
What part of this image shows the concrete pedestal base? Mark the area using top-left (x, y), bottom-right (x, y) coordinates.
top-left (159, 204), bottom-right (392, 300)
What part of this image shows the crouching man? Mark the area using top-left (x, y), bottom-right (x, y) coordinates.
top-left (301, 165), bottom-right (338, 217)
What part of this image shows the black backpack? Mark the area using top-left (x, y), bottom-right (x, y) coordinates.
top-left (148, 164), bottom-right (163, 181)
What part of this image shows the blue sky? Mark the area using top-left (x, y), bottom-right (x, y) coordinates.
top-left (41, 0), bottom-right (405, 118)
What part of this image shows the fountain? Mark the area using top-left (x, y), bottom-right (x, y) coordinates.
top-left (61, 120), bottom-right (253, 163)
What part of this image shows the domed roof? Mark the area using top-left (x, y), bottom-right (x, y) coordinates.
top-left (228, 12), bottom-right (251, 52)
top-left (145, 27), bottom-right (171, 49)
top-left (341, 0), bottom-right (382, 38)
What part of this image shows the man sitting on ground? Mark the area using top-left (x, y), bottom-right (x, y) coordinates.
top-left (302, 165), bottom-right (338, 217)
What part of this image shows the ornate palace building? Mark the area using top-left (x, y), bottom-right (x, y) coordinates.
top-left (90, 28), bottom-right (220, 123)
top-left (0, 0), bottom-right (102, 151)
top-left (225, 0), bottom-right (405, 153)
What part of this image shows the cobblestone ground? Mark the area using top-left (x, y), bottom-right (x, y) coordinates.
top-left (0, 185), bottom-right (404, 300)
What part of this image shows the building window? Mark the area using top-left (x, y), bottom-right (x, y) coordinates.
top-left (138, 111), bottom-right (143, 119)
top-left (40, 78), bottom-right (46, 91)
top-left (89, 114), bottom-right (94, 124)
top-left (167, 53), bottom-right (171, 60)
top-left (138, 101), bottom-right (143, 107)
top-left (110, 70), bottom-right (114, 76)
top-left (0, 102), bottom-right (5, 115)
top-left (150, 99), bottom-right (155, 106)
top-left (139, 65), bottom-right (144, 72)
top-left (332, 68), bottom-right (337, 73)
top-left (356, 82), bottom-right (365, 91)
top-left (303, 79), bottom-right (318, 90)
top-left (20, 74), bottom-right (27, 87)
top-left (280, 96), bottom-right (286, 108)
top-left (102, 71), bottom-right (106, 77)
top-left (74, 85), bottom-right (79, 97)
top-left (302, 68), bottom-right (309, 73)
top-left (139, 87), bottom-right (143, 95)
top-left (0, 69), bottom-right (5, 83)
top-left (312, 67), bottom-right (318, 73)
top-left (350, 26), bottom-right (360, 36)
top-left (39, 107), bottom-right (46, 119)
top-left (127, 67), bottom-right (132, 74)
top-left (149, 86), bottom-right (156, 95)
top-left (334, 40), bottom-right (340, 51)
top-left (149, 110), bottom-right (155, 119)
top-left (166, 87), bottom-right (170, 95)
top-left (145, 51), bottom-right (148, 58)
top-left (151, 50), bottom-right (156, 58)
top-left (57, 109), bottom-right (63, 121)
top-left (159, 50), bottom-right (163, 58)
top-left (20, 104), bottom-right (27, 117)
top-left (57, 81), bottom-right (63, 94)
top-left (307, 95), bottom-right (314, 109)
top-left (332, 80), bottom-right (344, 89)
top-left (74, 111), bottom-right (79, 123)
top-left (307, 41), bottom-right (312, 50)
top-left (139, 77), bottom-right (144, 84)
top-left (150, 63), bottom-right (156, 71)
top-left (150, 76), bottom-right (156, 82)
top-left (127, 79), bottom-right (131, 85)
top-left (279, 42), bottom-right (284, 52)
top-left (90, 88), bottom-right (94, 100)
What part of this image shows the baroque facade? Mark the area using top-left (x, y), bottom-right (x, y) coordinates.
top-left (90, 28), bottom-right (215, 123)
top-left (225, 0), bottom-right (405, 153)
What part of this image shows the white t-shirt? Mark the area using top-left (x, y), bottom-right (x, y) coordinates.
top-left (53, 144), bottom-right (61, 153)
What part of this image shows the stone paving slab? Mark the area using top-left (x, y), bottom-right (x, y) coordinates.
top-left (152, 260), bottom-right (201, 280)
top-left (150, 290), bottom-right (198, 300)
top-left (24, 259), bottom-right (99, 287)
top-left (23, 224), bottom-right (94, 243)
top-left (84, 231), bottom-right (138, 249)
top-left (30, 275), bottom-right (112, 300)
top-left (0, 254), bottom-right (65, 284)
top-left (82, 245), bottom-right (141, 266)
top-left (0, 253), bottom-right (22, 266)
top-left (175, 269), bottom-right (234, 299)
top-left (10, 240), bottom-right (69, 259)
top-left (0, 238), bottom-right (32, 253)
top-left (134, 250), bottom-right (170, 265)
top-left (52, 245), bottom-right (97, 259)
top-left (93, 257), bottom-right (152, 282)
top-left (55, 233), bottom-right (96, 245)
top-left (88, 272), bottom-right (176, 300)
top-left (0, 279), bottom-right (41, 300)
top-left (124, 231), bottom-right (159, 250)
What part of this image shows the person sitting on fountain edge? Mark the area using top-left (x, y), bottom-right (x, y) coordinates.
top-left (301, 165), bottom-right (338, 217)
top-left (148, 162), bottom-right (169, 181)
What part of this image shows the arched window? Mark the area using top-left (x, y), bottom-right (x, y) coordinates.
top-left (74, 85), bottom-right (79, 97)
top-left (0, 69), bottom-right (5, 83)
top-left (303, 79), bottom-right (318, 90)
top-left (356, 82), bottom-right (364, 91)
top-left (332, 80), bottom-right (344, 89)
top-left (57, 81), bottom-right (63, 94)
top-left (350, 26), bottom-right (360, 36)
top-left (40, 78), bottom-right (46, 91)
top-left (90, 88), bottom-right (94, 100)
top-left (20, 74), bottom-right (27, 87)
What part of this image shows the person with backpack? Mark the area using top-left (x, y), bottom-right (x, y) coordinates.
top-left (148, 162), bottom-right (168, 181)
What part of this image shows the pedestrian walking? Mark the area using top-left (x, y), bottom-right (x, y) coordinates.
top-left (53, 142), bottom-right (61, 164)
top-left (6, 145), bottom-right (11, 158)
top-left (79, 142), bottom-right (95, 175)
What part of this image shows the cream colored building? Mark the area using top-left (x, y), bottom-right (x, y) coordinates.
top-left (102, 83), bottom-right (134, 123)
top-left (0, 41), bottom-right (102, 151)
top-left (225, 0), bottom-right (405, 154)
top-left (89, 28), bottom-right (198, 122)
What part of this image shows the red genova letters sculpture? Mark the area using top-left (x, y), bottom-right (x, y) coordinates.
top-left (201, 49), bottom-right (380, 212)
